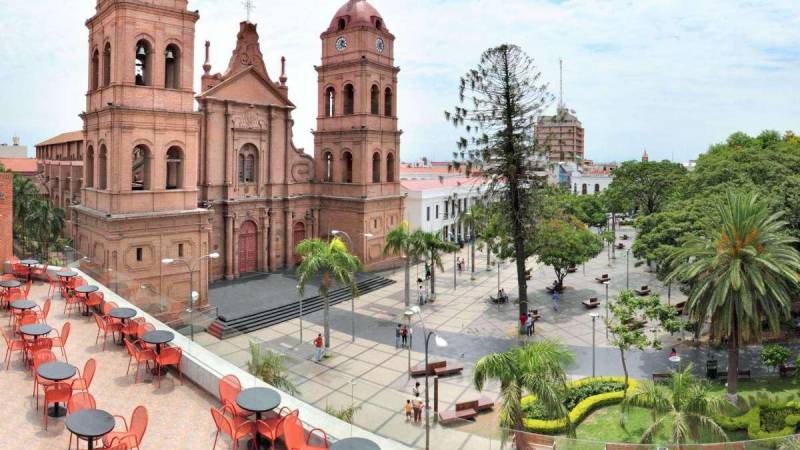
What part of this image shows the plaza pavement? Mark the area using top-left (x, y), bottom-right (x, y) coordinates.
top-left (199, 226), bottom-right (786, 448)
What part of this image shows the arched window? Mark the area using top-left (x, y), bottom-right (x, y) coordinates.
top-left (342, 151), bottom-right (353, 183)
top-left (338, 18), bottom-right (346, 31)
top-left (386, 152), bottom-right (395, 182)
top-left (103, 43), bottom-right (112, 87)
top-left (98, 145), bottom-right (108, 189)
top-left (324, 87), bottom-right (335, 117)
top-left (135, 40), bottom-right (151, 86)
top-left (91, 50), bottom-right (100, 90)
top-left (370, 85), bottom-right (380, 115)
top-left (323, 151), bottom-right (333, 182)
top-left (166, 146), bottom-right (183, 189)
top-left (164, 44), bottom-right (180, 89)
top-left (372, 152), bottom-right (381, 183)
top-left (86, 146), bottom-right (95, 188)
top-left (131, 145), bottom-right (151, 190)
top-left (594, 184), bottom-right (600, 193)
top-left (343, 84), bottom-right (354, 115)
top-left (384, 87), bottom-right (393, 117)
top-left (238, 144), bottom-right (257, 183)
top-left (581, 184), bottom-right (587, 195)
top-left (375, 19), bottom-right (383, 30)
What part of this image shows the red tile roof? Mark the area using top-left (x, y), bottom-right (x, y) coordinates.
top-left (0, 158), bottom-right (38, 174)
top-left (401, 176), bottom-right (485, 191)
top-left (35, 131), bottom-right (83, 147)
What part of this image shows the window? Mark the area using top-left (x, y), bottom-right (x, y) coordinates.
top-left (136, 247), bottom-right (143, 262)
top-left (338, 18), bottom-right (346, 30)
top-left (323, 151), bottom-right (333, 182)
top-left (98, 145), bottom-right (107, 189)
top-left (343, 84), bottom-right (354, 115)
top-left (370, 85), bottom-right (380, 115)
top-left (426, 207), bottom-right (430, 222)
top-left (131, 145), bottom-right (150, 190)
top-left (384, 87), bottom-right (393, 116)
top-left (444, 201), bottom-right (449, 218)
top-left (594, 184), bottom-right (600, 193)
top-left (164, 44), bottom-right (180, 89)
top-left (375, 19), bottom-right (382, 30)
top-left (435, 205), bottom-right (439, 219)
top-left (135, 40), bottom-right (151, 86)
top-left (386, 153), bottom-right (395, 182)
top-left (91, 49), bottom-right (99, 90)
top-left (166, 146), bottom-right (183, 189)
top-left (581, 184), bottom-right (587, 195)
top-left (103, 43), bottom-right (111, 86)
top-left (178, 244), bottom-right (184, 258)
top-left (324, 87), bottom-right (335, 117)
top-left (238, 144), bottom-right (257, 183)
top-left (372, 152), bottom-right (381, 183)
top-left (86, 146), bottom-right (94, 188)
top-left (342, 151), bottom-right (353, 183)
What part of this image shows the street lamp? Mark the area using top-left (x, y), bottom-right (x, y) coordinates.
top-left (296, 284), bottom-right (304, 344)
top-left (161, 252), bottom-right (220, 341)
top-left (332, 230), bottom-right (372, 343)
top-left (626, 248), bottom-right (631, 290)
top-left (589, 313), bottom-right (599, 377)
top-left (603, 280), bottom-right (610, 339)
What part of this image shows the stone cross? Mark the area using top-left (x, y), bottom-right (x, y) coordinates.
top-left (242, 0), bottom-right (255, 22)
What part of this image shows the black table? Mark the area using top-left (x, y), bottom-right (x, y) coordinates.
top-left (0, 279), bottom-right (21, 289)
top-left (236, 387), bottom-right (282, 450)
top-left (20, 323), bottom-right (53, 340)
top-left (10, 299), bottom-right (36, 311)
top-left (57, 270), bottom-right (78, 279)
top-left (66, 409), bottom-right (115, 450)
top-left (19, 259), bottom-right (38, 281)
top-left (142, 330), bottom-right (174, 375)
top-left (75, 285), bottom-right (99, 316)
top-left (109, 308), bottom-right (136, 344)
top-left (330, 437), bottom-right (381, 450)
top-left (37, 361), bottom-right (77, 417)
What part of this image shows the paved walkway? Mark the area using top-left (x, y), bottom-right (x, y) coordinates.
top-left (198, 226), bottom-right (791, 448)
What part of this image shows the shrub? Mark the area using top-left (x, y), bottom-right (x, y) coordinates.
top-left (762, 344), bottom-right (792, 371)
top-left (717, 398), bottom-right (800, 440)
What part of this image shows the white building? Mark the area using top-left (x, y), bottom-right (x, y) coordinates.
top-left (401, 176), bottom-right (486, 241)
top-left (0, 135), bottom-right (28, 158)
top-left (570, 164), bottom-right (615, 195)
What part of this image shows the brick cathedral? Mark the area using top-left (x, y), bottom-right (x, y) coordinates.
top-left (72, 0), bottom-right (403, 310)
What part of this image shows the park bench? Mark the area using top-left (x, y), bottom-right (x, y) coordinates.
top-left (595, 274), bottom-right (610, 283)
top-left (634, 285), bottom-right (651, 296)
top-left (489, 295), bottom-right (508, 305)
top-left (652, 372), bottom-right (671, 383)
top-left (780, 365), bottom-right (797, 377)
top-left (410, 360), bottom-right (463, 377)
top-left (545, 284), bottom-right (564, 294)
top-left (438, 396), bottom-right (495, 424)
top-left (616, 243), bottom-right (625, 250)
top-left (621, 234), bottom-right (630, 240)
top-left (582, 297), bottom-right (600, 309)
top-left (515, 433), bottom-right (555, 450)
top-left (567, 266), bottom-right (578, 273)
top-left (674, 301), bottom-right (687, 315)
top-left (434, 364), bottom-right (464, 377)
top-left (606, 444), bottom-right (652, 450)
top-left (717, 369), bottom-right (751, 380)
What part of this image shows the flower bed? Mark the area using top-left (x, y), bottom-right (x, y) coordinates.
top-left (521, 376), bottom-right (638, 434)
top-left (716, 400), bottom-right (800, 440)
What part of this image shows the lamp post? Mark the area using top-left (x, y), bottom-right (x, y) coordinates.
top-left (296, 284), bottom-right (304, 344)
top-left (603, 280), bottom-right (610, 339)
top-left (161, 252), bottom-right (220, 341)
top-left (405, 305), bottom-right (447, 450)
top-left (626, 248), bottom-right (631, 290)
top-left (589, 313), bottom-right (599, 377)
top-left (453, 249), bottom-right (457, 290)
top-left (331, 230), bottom-right (371, 343)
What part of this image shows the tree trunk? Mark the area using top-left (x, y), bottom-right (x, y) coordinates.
top-left (471, 240), bottom-right (476, 275)
top-left (403, 257), bottom-right (410, 307)
top-left (555, 269), bottom-right (566, 290)
top-left (430, 252), bottom-right (436, 298)
top-left (486, 246), bottom-right (491, 271)
top-left (727, 319), bottom-right (740, 402)
top-left (323, 272), bottom-right (331, 349)
top-left (619, 346), bottom-right (629, 424)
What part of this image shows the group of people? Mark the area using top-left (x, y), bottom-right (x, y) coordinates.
top-left (456, 256), bottom-right (466, 273)
top-left (395, 323), bottom-right (412, 348)
top-left (404, 382), bottom-right (425, 424)
top-left (519, 311), bottom-right (537, 336)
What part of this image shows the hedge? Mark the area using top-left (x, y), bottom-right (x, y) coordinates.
top-left (520, 376), bottom-right (639, 434)
top-left (716, 400), bottom-right (800, 440)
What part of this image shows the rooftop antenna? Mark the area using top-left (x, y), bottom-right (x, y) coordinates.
top-left (559, 58), bottom-right (564, 110)
top-left (242, 0), bottom-right (255, 22)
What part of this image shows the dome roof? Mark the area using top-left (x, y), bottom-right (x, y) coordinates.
top-left (328, 0), bottom-right (386, 33)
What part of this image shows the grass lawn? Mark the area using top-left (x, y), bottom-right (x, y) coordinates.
top-left (571, 377), bottom-right (800, 444)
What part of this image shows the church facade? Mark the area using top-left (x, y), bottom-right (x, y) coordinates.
top-left (71, 0), bottom-right (403, 312)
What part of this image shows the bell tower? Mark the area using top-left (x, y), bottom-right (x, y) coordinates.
top-left (75, 0), bottom-right (211, 311)
top-left (314, 0), bottom-right (404, 269)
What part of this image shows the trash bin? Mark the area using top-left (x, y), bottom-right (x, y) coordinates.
top-left (706, 360), bottom-right (718, 379)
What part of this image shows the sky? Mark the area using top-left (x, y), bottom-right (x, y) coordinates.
top-left (1, 0), bottom-right (799, 163)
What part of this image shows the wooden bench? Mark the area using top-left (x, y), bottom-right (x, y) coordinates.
top-left (634, 285), bottom-right (651, 296)
top-left (652, 372), bottom-right (671, 382)
top-left (616, 243), bottom-right (625, 250)
top-left (433, 364), bottom-right (464, 377)
top-left (717, 369), bottom-right (751, 380)
top-left (515, 433), bottom-right (555, 450)
top-left (476, 396), bottom-right (494, 412)
top-left (780, 365), bottom-right (797, 377)
top-left (410, 360), bottom-right (446, 377)
top-left (567, 266), bottom-right (578, 273)
top-left (545, 285), bottom-right (564, 294)
top-left (621, 234), bottom-right (629, 240)
top-left (582, 297), bottom-right (600, 309)
top-left (438, 400), bottom-right (479, 424)
top-left (595, 274), bottom-right (610, 283)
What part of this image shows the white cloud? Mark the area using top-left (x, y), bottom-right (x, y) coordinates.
top-left (0, 0), bottom-right (798, 163)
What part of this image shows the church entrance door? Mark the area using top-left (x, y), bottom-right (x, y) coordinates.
top-left (238, 221), bottom-right (258, 274)
top-left (293, 222), bottom-right (306, 265)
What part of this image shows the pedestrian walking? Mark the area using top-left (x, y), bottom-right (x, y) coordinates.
top-left (395, 324), bottom-right (402, 348)
top-left (404, 399), bottom-right (413, 422)
top-left (412, 382), bottom-right (421, 397)
top-left (551, 289), bottom-right (560, 312)
top-left (525, 313), bottom-right (534, 337)
top-left (401, 325), bottom-right (408, 348)
top-left (425, 263), bottom-right (431, 280)
top-left (313, 333), bottom-right (323, 362)
top-left (412, 394), bottom-right (423, 423)
top-left (418, 283), bottom-right (425, 305)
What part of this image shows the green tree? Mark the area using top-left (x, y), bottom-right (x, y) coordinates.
top-left (26, 197), bottom-right (66, 259)
top-left (384, 222), bottom-right (423, 307)
top-left (12, 175), bottom-right (39, 239)
top-left (247, 342), bottom-right (298, 395)
top-left (606, 290), bottom-right (681, 406)
top-left (473, 340), bottom-right (575, 440)
top-left (666, 193), bottom-right (800, 401)
top-left (608, 160), bottom-right (688, 215)
top-left (623, 364), bottom-right (727, 445)
top-left (534, 217), bottom-right (602, 290)
top-left (760, 344), bottom-right (792, 373)
top-left (295, 237), bottom-right (361, 349)
top-left (416, 230), bottom-right (457, 299)
top-left (447, 44), bottom-right (554, 317)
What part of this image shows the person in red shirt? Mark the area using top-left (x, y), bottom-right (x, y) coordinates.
top-left (313, 333), bottom-right (323, 362)
top-left (519, 313), bottom-right (527, 334)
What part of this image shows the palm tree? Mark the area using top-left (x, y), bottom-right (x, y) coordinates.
top-left (667, 193), bottom-right (800, 401)
top-left (624, 364), bottom-right (727, 446)
top-left (473, 340), bottom-right (575, 440)
top-left (457, 204), bottom-right (483, 276)
top-left (295, 237), bottom-right (361, 350)
top-left (417, 231), bottom-right (457, 299)
top-left (26, 198), bottom-right (66, 260)
top-left (247, 342), bottom-right (298, 395)
top-left (12, 175), bottom-right (39, 240)
top-left (384, 222), bottom-right (423, 307)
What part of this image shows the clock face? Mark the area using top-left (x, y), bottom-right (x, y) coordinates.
top-left (376, 38), bottom-right (385, 54)
top-left (335, 37), bottom-right (348, 52)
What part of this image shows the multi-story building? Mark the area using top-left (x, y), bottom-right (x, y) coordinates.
top-left (0, 135), bottom-right (29, 158)
top-left (536, 107), bottom-right (585, 163)
top-left (34, 131), bottom-right (85, 236)
top-left (402, 176), bottom-right (485, 241)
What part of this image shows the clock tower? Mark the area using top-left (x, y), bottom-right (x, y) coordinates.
top-left (314, 0), bottom-right (404, 269)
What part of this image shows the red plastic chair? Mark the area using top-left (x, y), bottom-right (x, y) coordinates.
top-left (102, 405), bottom-right (148, 450)
top-left (12, 263), bottom-right (29, 280)
top-left (94, 313), bottom-right (121, 350)
top-left (51, 322), bottom-right (71, 362)
top-left (22, 279), bottom-right (32, 298)
top-left (211, 404), bottom-right (255, 450)
top-left (16, 312), bottom-right (38, 334)
top-left (123, 340), bottom-right (155, 384)
top-left (46, 272), bottom-right (59, 299)
top-left (1, 328), bottom-right (25, 369)
top-left (136, 323), bottom-right (156, 351)
top-left (64, 292), bottom-right (83, 317)
top-left (256, 407), bottom-right (295, 444)
top-left (67, 391), bottom-right (97, 450)
top-left (32, 349), bottom-right (57, 409)
top-left (35, 298), bottom-right (52, 324)
top-left (282, 414), bottom-right (329, 450)
top-left (31, 262), bottom-right (48, 280)
top-left (71, 357), bottom-right (96, 392)
top-left (154, 346), bottom-right (182, 388)
top-left (43, 382), bottom-right (72, 430)
top-left (219, 374), bottom-right (251, 419)
top-left (122, 317), bottom-right (145, 341)
top-left (0, 273), bottom-right (16, 280)
top-left (25, 337), bottom-right (53, 365)
top-left (102, 438), bottom-right (130, 450)
top-left (85, 291), bottom-right (104, 315)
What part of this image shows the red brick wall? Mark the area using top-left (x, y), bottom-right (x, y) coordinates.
top-left (0, 173), bottom-right (12, 261)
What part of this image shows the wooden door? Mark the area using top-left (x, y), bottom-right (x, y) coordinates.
top-left (292, 222), bottom-right (306, 265)
top-left (238, 221), bottom-right (258, 274)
